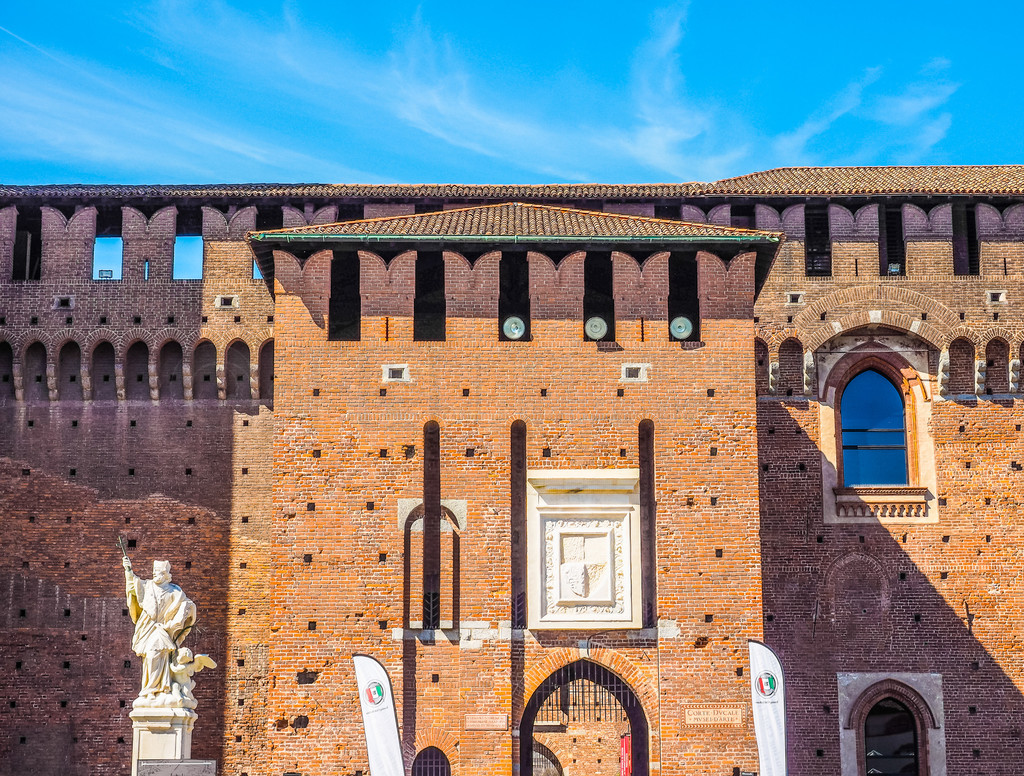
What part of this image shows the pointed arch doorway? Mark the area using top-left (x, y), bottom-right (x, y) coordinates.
top-left (521, 660), bottom-right (649, 776)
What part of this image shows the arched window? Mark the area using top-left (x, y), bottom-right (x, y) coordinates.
top-left (864, 697), bottom-right (918, 775)
top-left (91, 341), bottom-right (117, 401)
top-left (412, 746), bottom-right (451, 776)
top-left (124, 341), bottom-right (150, 401)
top-left (159, 341), bottom-right (184, 400)
top-left (840, 370), bottom-right (907, 486)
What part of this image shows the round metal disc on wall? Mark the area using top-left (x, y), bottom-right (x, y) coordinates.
top-left (502, 316), bottom-right (526, 340)
top-left (584, 316), bottom-right (609, 341)
top-left (670, 316), bottom-right (694, 340)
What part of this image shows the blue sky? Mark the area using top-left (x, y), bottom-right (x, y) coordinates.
top-left (1, 1), bottom-right (1022, 185)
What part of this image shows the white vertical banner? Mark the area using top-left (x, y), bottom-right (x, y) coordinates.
top-left (748, 640), bottom-right (787, 776)
top-left (353, 654), bottom-right (405, 776)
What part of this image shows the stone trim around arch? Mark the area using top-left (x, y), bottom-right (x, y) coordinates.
top-left (836, 672), bottom-right (945, 776)
top-left (519, 655), bottom-right (655, 776)
top-left (816, 337), bottom-right (939, 524)
top-left (410, 735), bottom-right (460, 776)
top-left (520, 648), bottom-right (658, 723)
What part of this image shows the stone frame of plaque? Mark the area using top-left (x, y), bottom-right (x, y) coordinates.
top-left (526, 469), bottom-right (642, 630)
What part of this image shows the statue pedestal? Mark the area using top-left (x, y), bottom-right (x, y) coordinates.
top-left (130, 706), bottom-right (197, 776)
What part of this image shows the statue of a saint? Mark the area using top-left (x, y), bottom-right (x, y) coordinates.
top-left (123, 556), bottom-right (198, 705)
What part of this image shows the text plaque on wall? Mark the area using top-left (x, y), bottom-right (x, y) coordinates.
top-left (681, 705), bottom-right (745, 727)
top-left (464, 713), bottom-right (509, 731)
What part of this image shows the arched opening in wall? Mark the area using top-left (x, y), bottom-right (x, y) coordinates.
top-left (863, 698), bottom-right (919, 775)
top-left (847, 679), bottom-right (937, 776)
top-left (531, 741), bottom-right (563, 776)
top-left (91, 342), bottom-right (116, 401)
top-left (754, 338), bottom-right (769, 394)
top-left (838, 369), bottom-right (908, 487)
top-left (225, 340), bottom-right (251, 399)
top-left (948, 337), bottom-right (975, 395)
top-left (984, 338), bottom-right (1009, 395)
top-left (57, 341), bottom-right (82, 401)
top-left (778, 338), bottom-right (804, 396)
top-left (24, 342), bottom-right (48, 402)
top-left (124, 341), bottom-right (150, 401)
top-left (521, 660), bottom-right (648, 776)
top-left (159, 341), bottom-right (184, 400)
top-left (258, 339), bottom-right (274, 403)
top-left (0, 342), bottom-right (13, 404)
top-left (411, 746), bottom-right (451, 776)
top-left (402, 499), bottom-right (461, 631)
top-left (193, 341), bottom-right (218, 400)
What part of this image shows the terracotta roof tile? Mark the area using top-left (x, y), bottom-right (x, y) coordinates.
top-left (5, 166), bottom-right (1024, 201)
top-left (704, 165), bottom-right (1024, 196)
top-left (249, 202), bottom-right (779, 241)
top-left (0, 182), bottom-right (701, 199)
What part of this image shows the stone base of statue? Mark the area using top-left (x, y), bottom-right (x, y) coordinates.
top-left (137, 760), bottom-right (216, 776)
top-left (130, 706), bottom-right (197, 776)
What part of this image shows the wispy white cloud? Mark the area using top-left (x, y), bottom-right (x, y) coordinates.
top-left (0, 2), bottom-right (966, 184)
top-left (772, 68), bottom-right (883, 164)
top-left (0, 21), bottom-right (380, 182)
top-left (604, 5), bottom-right (747, 181)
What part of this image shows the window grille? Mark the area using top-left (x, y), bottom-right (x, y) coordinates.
top-left (412, 746), bottom-right (451, 776)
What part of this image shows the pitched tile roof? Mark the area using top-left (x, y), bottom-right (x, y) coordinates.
top-left (0, 182), bottom-right (701, 199)
top-left (703, 166), bottom-right (1024, 196)
top-left (5, 166), bottom-right (1024, 202)
top-left (249, 202), bottom-right (779, 241)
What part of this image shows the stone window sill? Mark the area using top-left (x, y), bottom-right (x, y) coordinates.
top-left (833, 486), bottom-right (929, 520)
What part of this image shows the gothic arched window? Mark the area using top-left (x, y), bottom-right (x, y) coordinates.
top-left (839, 369), bottom-right (908, 487)
top-left (864, 697), bottom-right (919, 775)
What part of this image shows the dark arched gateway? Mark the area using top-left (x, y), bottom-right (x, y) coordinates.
top-left (521, 660), bottom-right (648, 776)
top-left (411, 746), bottom-right (451, 776)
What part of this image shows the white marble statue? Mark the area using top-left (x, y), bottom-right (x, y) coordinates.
top-left (169, 648), bottom-right (217, 710)
top-left (122, 556), bottom-right (213, 708)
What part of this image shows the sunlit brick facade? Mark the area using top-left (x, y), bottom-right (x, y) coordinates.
top-left (3, 167), bottom-right (1024, 776)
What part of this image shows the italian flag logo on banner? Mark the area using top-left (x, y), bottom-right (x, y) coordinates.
top-left (755, 671), bottom-right (778, 698)
top-left (365, 681), bottom-right (386, 706)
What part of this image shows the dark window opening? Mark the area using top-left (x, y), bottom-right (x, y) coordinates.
top-left (953, 202), bottom-right (980, 276)
top-left (328, 251), bottom-right (360, 341)
top-left (414, 251), bottom-right (446, 341)
top-left (667, 251), bottom-right (700, 341)
top-left (879, 204), bottom-right (906, 276)
top-left (499, 251), bottom-right (531, 341)
top-left (13, 208), bottom-right (42, 281)
top-left (254, 206), bottom-right (283, 232)
top-left (511, 420), bottom-right (527, 628)
top-left (414, 203), bottom-right (445, 214)
top-left (804, 201), bottom-right (832, 276)
top-left (639, 420), bottom-right (656, 627)
top-left (423, 421), bottom-right (441, 628)
top-left (841, 370), bottom-right (908, 487)
top-left (583, 251), bottom-right (614, 341)
top-left (864, 698), bottom-right (919, 776)
top-left (654, 204), bottom-right (680, 221)
top-left (731, 203), bottom-right (755, 229)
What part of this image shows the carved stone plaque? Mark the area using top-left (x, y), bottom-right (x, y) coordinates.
top-left (137, 761), bottom-right (217, 776)
top-left (464, 713), bottom-right (509, 731)
top-left (681, 705), bottom-right (745, 727)
top-left (527, 470), bottom-right (641, 629)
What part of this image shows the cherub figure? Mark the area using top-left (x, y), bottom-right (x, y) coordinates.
top-left (169, 648), bottom-right (217, 710)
